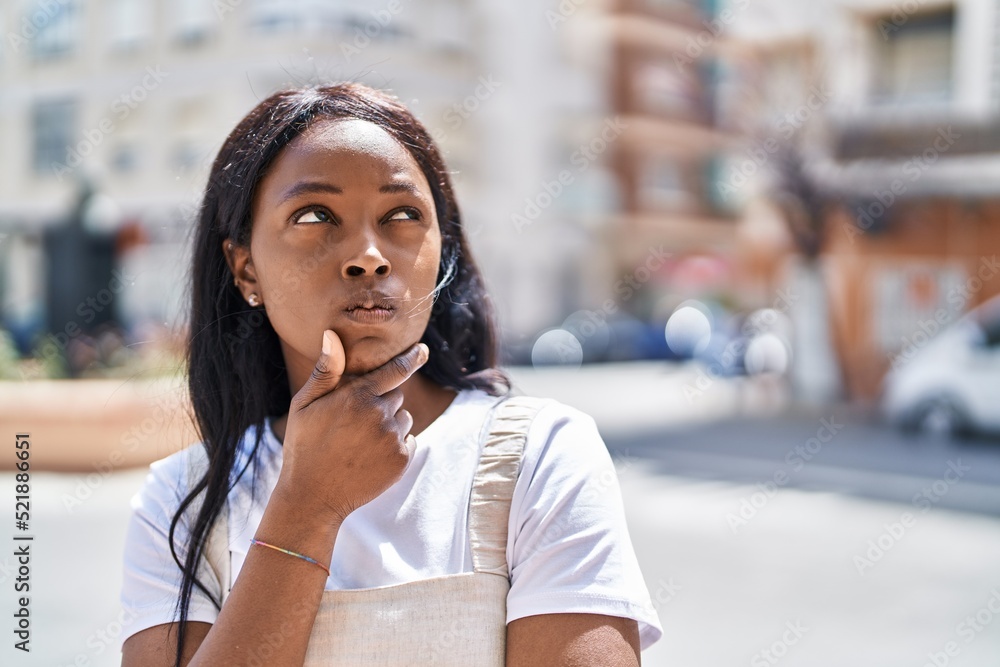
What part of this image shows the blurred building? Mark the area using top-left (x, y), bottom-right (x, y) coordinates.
top-left (522, 0), bottom-right (772, 367)
top-left (6, 0), bottom-right (797, 374)
top-left (727, 0), bottom-right (1000, 400)
top-left (606, 0), bottom-right (741, 257)
top-left (820, 0), bottom-right (1000, 400)
top-left (606, 0), bottom-right (739, 320)
top-left (20, 0), bottom-right (986, 394)
top-left (0, 0), bottom-right (496, 341)
top-left (0, 0), bottom-right (622, 363)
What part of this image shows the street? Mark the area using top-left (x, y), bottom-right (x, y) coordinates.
top-left (604, 412), bottom-right (1000, 667)
top-left (607, 406), bottom-right (1000, 517)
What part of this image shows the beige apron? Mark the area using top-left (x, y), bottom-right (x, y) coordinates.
top-left (202, 394), bottom-right (548, 666)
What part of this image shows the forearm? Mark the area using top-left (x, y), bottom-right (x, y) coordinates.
top-left (188, 487), bottom-right (341, 667)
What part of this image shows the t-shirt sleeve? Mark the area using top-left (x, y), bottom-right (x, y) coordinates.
top-left (117, 448), bottom-right (223, 653)
top-left (505, 400), bottom-right (664, 651)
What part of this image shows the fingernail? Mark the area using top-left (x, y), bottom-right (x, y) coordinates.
top-left (322, 330), bottom-right (332, 356)
top-left (419, 343), bottom-right (429, 361)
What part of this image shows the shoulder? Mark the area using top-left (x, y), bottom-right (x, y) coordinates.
top-left (499, 395), bottom-right (609, 481)
top-left (127, 444), bottom-right (209, 530)
top-left (135, 419), bottom-right (267, 511)
top-left (140, 444), bottom-right (202, 496)
top-left (493, 394), bottom-right (600, 440)
top-left (477, 393), bottom-right (605, 477)
top-left (525, 396), bottom-right (599, 435)
top-left (156, 441), bottom-right (210, 477)
top-left (499, 394), bottom-right (617, 518)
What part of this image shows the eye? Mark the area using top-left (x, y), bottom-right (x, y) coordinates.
top-left (386, 207), bottom-right (422, 222)
top-left (292, 207), bottom-right (333, 224)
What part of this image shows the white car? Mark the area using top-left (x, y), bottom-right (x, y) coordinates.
top-left (882, 296), bottom-right (1000, 437)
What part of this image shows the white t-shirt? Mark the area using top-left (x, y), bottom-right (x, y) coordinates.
top-left (117, 388), bottom-right (664, 652)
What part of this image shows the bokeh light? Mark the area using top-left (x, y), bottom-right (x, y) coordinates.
top-left (531, 328), bottom-right (583, 368)
top-left (664, 300), bottom-right (713, 357)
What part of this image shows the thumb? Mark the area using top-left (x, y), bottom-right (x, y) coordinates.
top-left (293, 329), bottom-right (346, 409)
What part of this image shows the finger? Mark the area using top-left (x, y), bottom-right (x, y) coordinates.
top-left (292, 329), bottom-right (347, 409)
top-left (383, 387), bottom-right (404, 415)
top-left (399, 434), bottom-right (418, 477)
top-left (363, 342), bottom-right (429, 396)
top-left (396, 407), bottom-right (414, 437)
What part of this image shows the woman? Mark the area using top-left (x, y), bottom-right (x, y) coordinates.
top-left (118, 82), bottom-right (662, 666)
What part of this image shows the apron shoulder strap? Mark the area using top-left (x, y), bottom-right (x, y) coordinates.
top-left (468, 394), bottom-right (551, 577)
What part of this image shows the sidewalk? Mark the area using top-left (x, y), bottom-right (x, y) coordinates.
top-left (1, 361), bottom-right (775, 472)
top-left (507, 360), bottom-right (789, 440)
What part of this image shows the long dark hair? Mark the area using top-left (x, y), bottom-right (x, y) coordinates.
top-left (169, 82), bottom-right (510, 667)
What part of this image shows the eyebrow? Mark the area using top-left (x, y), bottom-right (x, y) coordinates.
top-left (278, 180), bottom-right (421, 204)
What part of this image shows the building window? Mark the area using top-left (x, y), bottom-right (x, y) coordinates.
top-left (249, 0), bottom-right (304, 32)
top-left (633, 60), bottom-right (703, 119)
top-left (173, 0), bottom-right (214, 46)
top-left (424, 2), bottom-right (468, 53)
top-left (248, 0), bottom-right (348, 35)
top-left (108, 0), bottom-right (152, 52)
top-left (29, 0), bottom-right (81, 61)
top-left (634, 0), bottom-right (706, 16)
top-left (874, 264), bottom-right (965, 354)
top-left (32, 99), bottom-right (77, 175)
top-left (171, 141), bottom-right (202, 171)
top-left (639, 156), bottom-right (696, 211)
top-left (110, 142), bottom-right (139, 173)
top-left (872, 8), bottom-right (955, 106)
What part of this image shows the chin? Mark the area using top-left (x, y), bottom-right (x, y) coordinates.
top-left (342, 338), bottom-right (405, 375)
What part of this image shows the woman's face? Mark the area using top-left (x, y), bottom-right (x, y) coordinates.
top-left (224, 117), bottom-right (442, 384)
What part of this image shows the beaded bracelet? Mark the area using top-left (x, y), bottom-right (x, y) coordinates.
top-left (249, 538), bottom-right (331, 577)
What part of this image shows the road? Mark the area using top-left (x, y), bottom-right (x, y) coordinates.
top-left (606, 406), bottom-right (1000, 517)
top-left (602, 410), bottom-right (1000, 667)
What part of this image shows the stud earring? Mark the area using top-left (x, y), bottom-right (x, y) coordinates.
top-left (248, 293), bottom-right (261, 307)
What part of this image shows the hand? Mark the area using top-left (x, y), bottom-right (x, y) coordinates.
top-left (274, 329), bottom-right (429, 524)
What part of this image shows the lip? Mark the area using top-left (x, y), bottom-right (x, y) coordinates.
top-left (343, 290), bottom-right (396, 312)
top-left (343, 306), bottom-right (396, 325)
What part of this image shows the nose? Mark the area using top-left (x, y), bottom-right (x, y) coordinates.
top-left (342, 242), bottom-right (391, 278)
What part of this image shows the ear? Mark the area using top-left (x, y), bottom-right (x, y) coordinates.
top-left (221, 238), bottom-right (261, 304)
